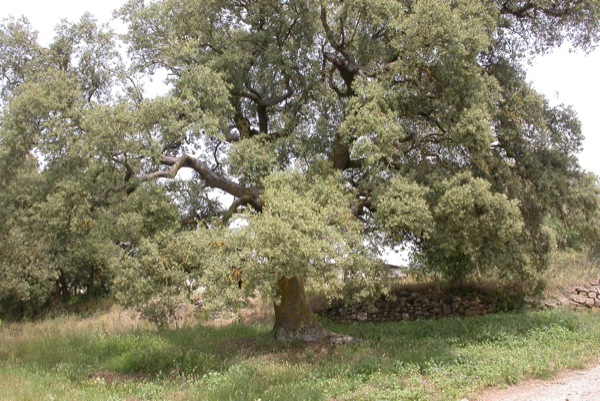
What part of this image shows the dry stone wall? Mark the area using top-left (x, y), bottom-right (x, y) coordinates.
top-left (569, 284), bottom-right (600, 310)
top-left (319, 281), bottom-right (600, 323)
top-left (544, 281), bottom-right (600, 311)
top-left (319, 287), bottom-right (496, 322)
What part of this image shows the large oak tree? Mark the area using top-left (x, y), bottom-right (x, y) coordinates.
top-left (1, 0), bottom-right (599, 340)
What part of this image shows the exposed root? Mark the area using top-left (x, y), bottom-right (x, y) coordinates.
top-left (326, 332), bottom-right (355, 345)
top-left (273, 325), bottom-right (356, 344)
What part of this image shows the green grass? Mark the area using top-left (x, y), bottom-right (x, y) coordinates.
top-left (1, 308), bottom-right (599, 401)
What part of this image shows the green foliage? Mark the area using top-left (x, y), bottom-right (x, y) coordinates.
top-left (113, 233), bottom-right (192, 327)
top-left (553, 173), bottom-right (600, 253)
top-left (1, 0), bottom-right (600, 319)
top-left (241, 172), bottom-right (385, 302)
top-left (113, 171), bottom-right (386, 324)
top-left (107, 184), bottom-right (181, 246)
top-left (228, 135), bottom-right (278, 185)
top-left (374, 175), bottom-right (433, 244)
top-left (418, 173), bottom-right (527, 282)
top-left (0, 16), bottom-right (44, 97)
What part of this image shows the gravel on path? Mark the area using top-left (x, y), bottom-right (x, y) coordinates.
top-left (472, 364), bottom-right (600, 401)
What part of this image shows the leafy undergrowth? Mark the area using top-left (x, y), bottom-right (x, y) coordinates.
top-left (0, 309), bottom-right (599, 401)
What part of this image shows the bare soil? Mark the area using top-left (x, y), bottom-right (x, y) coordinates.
top-left (474, 364), bottom-right (600, 401)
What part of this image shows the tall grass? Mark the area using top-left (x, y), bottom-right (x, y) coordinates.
top-left (542, 251), bottom-right (600, 298)
top-left (1, 305), bottom-right (599, 401)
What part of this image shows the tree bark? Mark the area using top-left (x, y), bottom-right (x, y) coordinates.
top-left (86, 266), bottom-right (96, 298)
top-left (272, 276), bottom-right (353, 343)
top-left (273, 276), bottom-right (321, 341)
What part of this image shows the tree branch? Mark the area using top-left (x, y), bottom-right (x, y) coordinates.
top-left (222, 194), bottom-right (255, 224)
top-left (137, 155), bottom-right (262, 211)
top-left (234, 86), bottom-right (295, 107)
top-left (320, 6), bottom-right (361, 97)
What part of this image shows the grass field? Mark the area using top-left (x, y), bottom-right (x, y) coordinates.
top-left (1, 305), bottom-right (599, 401)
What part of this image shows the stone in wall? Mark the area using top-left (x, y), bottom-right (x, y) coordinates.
top-left (319, 287), bottom-right (494, 323)
top-left (321, 280), bottom-right (600, 323)
top-left (569, 286), bottom-right (600, 311)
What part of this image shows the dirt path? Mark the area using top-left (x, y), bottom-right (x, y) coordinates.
top-left (473, 364), bottom-right (600, 401)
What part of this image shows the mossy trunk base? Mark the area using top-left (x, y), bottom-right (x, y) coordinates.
top-left (272, 276), bottom-right (353, 344)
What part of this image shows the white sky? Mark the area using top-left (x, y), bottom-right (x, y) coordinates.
top-left (2, 1), bottom-right (600, 176)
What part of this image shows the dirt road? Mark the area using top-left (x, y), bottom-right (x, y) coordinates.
top-left (474, 365), bottom-right (600, 401)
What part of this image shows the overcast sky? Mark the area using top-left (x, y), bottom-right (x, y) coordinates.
top-left (3, 1), bottom-right (599, 176)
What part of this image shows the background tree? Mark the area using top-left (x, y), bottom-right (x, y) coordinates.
top-left (1, 1), bottom-right (599, 340)
top-left (0, 15), bottom-right (178, 317)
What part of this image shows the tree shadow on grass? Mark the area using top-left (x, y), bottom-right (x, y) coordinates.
top-left (8, 309), bottom-right (597, 395)
top-left (94, 309), bottom-right (592, 378)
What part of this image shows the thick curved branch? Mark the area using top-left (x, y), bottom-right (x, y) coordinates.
top-left (499, 1), bottom-right (578, 20)
top-left (235, 90), bottom-right (262, 103)
top-left (234, 84), bottom-right (294, 108)
top-left (234, 84), bottom-right (295, 134)
top-left (136, 155), bottom-right (262, 211)
top-left (264, 90), bottom-right (294, 107)
top-left (500, 1), bottom-right (536, 18)
top-left (330, 134), bottom-right (364, 170)
top-left (320, 5), bottom-right (356, 64)
top-left (111, 155), bottom-right (133, 180)
top-left (222, 194), bottom-right (256, 224)
top-left (320, 6), bottom-right (362, 97)
top-left (324, 53), bottom-right (355, 97)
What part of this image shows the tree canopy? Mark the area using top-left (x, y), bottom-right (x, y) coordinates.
top-left (1, 0), bottom-right (599, 339)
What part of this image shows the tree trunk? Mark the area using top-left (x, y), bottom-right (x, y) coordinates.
top-left (58, 270), bottom-right (70, 302)
top-left (272, 276), bottom-right (353, 343)
top-left (86, 266), bottom-right (97, 298)
top-left (272, 276), bottom-right (321, 341)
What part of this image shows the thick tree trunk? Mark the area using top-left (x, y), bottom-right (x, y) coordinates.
top-left (272, 276), bottom-right (322, 341)
top-left (272, 276), bottom-right (353, 343)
